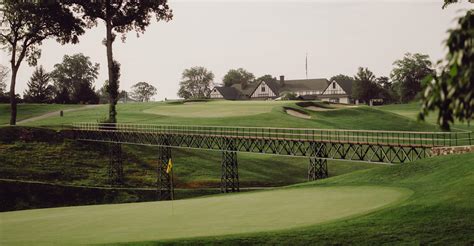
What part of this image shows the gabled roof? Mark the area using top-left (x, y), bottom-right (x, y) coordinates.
top-left (231, 83), bottom-right (259, 96)
top-left (280, 78), bottom-right (330, 93)
top-left (248, 80), bottom-right (280, 97)
top-left (263, 80), bottom-right (280, 95)
top-left (214, 87), bottom-right (241, 100)
top-left (336, 80), bottom-right (353, 95)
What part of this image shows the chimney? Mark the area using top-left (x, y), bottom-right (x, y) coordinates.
top-left (279, 75), bottom-right (285, 86)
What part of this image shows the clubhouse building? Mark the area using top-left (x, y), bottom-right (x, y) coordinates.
top-left (210, 75), bottom-right (354, 104)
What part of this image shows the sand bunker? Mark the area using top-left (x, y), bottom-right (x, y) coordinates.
top-left (285, 108), bottom-right (311, 119)
top-left (306, 106), bottom-right (333, 112)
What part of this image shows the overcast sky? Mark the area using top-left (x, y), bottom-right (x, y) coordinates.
top-left (0, 0), bottom-right (471, 100)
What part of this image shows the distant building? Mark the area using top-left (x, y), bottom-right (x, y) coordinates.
top-left (210, 75), bottom-right (354, 104)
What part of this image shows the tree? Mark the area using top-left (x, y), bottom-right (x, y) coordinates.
top-left (0, 65), bottom-right (8, 93)
top-left (330, 74), bottom-right (354, 86)
top-left (50, 54), bottom-right (100, 104)
top-left (420, 1), bottom-right (473, 130)
top-left (390, 53), bottom-right (433, 103)
top-left (352, 67), bottom-right (378, 105)
top-left (0, 0), bottom-right (84, 125)
top-left (178, 66), bottom-right (214, 99)
top-left (71, 1), bottom-right (173, 123)
top-left (376, 76), bottom-right (396, 103)
top-left (0, 65), bottom-right (9, 103)
top-left (256, 74), bottom-right (277, 84)
top-left (223, 68), bottom-right (255, 87)
top-left (23, 66), bottom-right (54, 103)
top-left (130, 82), bottom-right (157, 102)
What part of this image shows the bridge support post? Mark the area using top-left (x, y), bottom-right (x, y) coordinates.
top-left (308, 142), bottom-right (328, 181)
top-left (108, 143), bottom-right (124, 185)
top-left (221, 139), bottom-right (239, 193)
top-left (157, 145), bottom-right (173, 200)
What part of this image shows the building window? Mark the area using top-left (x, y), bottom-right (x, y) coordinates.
top-left (261, 85), bottom-right (266, 92)
top-left (332, 82), bottom-right (336, 89)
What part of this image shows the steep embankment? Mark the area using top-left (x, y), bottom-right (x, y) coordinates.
top-left (1, 153), bottom-right (473, 245)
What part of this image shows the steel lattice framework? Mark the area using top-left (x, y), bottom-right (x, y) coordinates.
top-left (221, 138), bottom-right (239, 192)
top-left (69, 123), bottom-right (473, 198)
top-left (157, 144), bottom-right (173, 200)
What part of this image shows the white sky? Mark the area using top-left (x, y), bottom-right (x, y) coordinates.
top-left (0, 0), bottom-right (471, 100)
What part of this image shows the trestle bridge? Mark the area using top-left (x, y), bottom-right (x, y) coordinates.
top-left (70, 123), bottom-right (472, 200)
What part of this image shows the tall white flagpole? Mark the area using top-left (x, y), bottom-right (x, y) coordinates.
top-left (305, 52), bottom-right (308, 79)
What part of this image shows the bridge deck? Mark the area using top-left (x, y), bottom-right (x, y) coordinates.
top-left (71, 123), bottom-right (472, 148)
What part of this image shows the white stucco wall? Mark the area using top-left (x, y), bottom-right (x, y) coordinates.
top-left (323, 81), bottom-right (346, 95)
top-left (251, 82), bottom-right (276, 98)
top-left (210, 88), bottom-right (223, 98)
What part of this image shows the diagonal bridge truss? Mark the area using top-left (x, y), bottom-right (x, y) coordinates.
top-left (69, 123), bottom-right (472, 200)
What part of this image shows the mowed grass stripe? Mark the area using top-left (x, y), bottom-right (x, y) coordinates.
top-left (14, 101), bottom-right (440, 131)
top-left (0, 186), bottom-right (411, 245)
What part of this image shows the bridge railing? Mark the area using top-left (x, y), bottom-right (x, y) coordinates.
top-left (71, 122), bottom-right (473, 147)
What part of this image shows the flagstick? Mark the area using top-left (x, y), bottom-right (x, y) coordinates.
top-left (170, 164), bottom-right (174, 215)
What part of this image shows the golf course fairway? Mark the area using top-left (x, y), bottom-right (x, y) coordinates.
top-left (0, 186), bottom-right (411, 245)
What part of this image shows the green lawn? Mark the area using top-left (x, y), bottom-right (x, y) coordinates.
top-left (1, 153), bottom-right (473, 245)
top-left (144, 100), bottom-right (290, 117)
top-left (0, 104), bottom-right (82, 125)
top-left (132, 152), bottom-right (474, 245)
top-left (0, 186), bottom-right (410, 245)
top-left (14, 101), bottom-right (440, 131)
top-left (376, 102), bottom-right (472, 131)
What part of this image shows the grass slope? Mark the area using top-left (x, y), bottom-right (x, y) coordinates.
top-left (146, 153), bottom-right (474, 245)
top-left (0, 186), bottom-right (410, 245)
top-left (377, 102), bottom-right (472, 131)
top-left (0, 104), bottom-right (82, 125)
top-left (0, 140), bottom-right (377, 188)
top-left (15, 101), bottom-right (440, 131)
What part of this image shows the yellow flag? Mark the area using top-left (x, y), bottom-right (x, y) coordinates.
top-left (166, 159), bottom-right (173, 174)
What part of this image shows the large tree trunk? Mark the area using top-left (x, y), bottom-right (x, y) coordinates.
top-left (105, 20), bottom-right (117, 123)
top-left (9, 67), bottom-right (18, 125)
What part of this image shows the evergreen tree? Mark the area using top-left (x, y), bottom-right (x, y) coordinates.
top-left (23, 66), bottom-right (54, 103)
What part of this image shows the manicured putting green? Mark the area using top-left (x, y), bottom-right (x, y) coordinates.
top-left (0, 186), bottom-right (411, 245)
top-left (143, 100), bottom-right (290, 117)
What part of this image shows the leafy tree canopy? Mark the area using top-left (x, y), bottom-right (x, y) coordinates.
top-left (223, 68), bottom-right (255, 87)
top-left (420, 1), bottom-right (473, 130)
top-left (130, 82), bottom-right (157, 102)
top-left (390, 53), bottom-right (433, 103)
top-left (256, 74), bottom-right (277, 84)
top-left (0, 65), bottom-right (9, 94)
top-left (352, 67), bottom-right (379, 104)
top-left (69, 0), bottom-right (173, 122)
top-left (178, 66), bottom-right (214, 99)
top-left (0, 0), bottom-right (85, 124)
top-left (330, 74), bottom-right (354, 85)
top-left (50, 53), bottom-right (99, 104)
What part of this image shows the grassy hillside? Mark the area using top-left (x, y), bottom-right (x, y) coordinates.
top-left (0, 104), bottom-right (82, 125)
top-left (0, 186), bottom-right (409, 245)
top-left (377, 102), bottom-right (472, 131)
top-left (13, 101), bottom-right (440, 131)
top-left (0, 137), bottom-right (377, 188)
top-left (1, 153), bottom-right (472, 245)
top-left (131, 153), bottom-right (474, 245)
